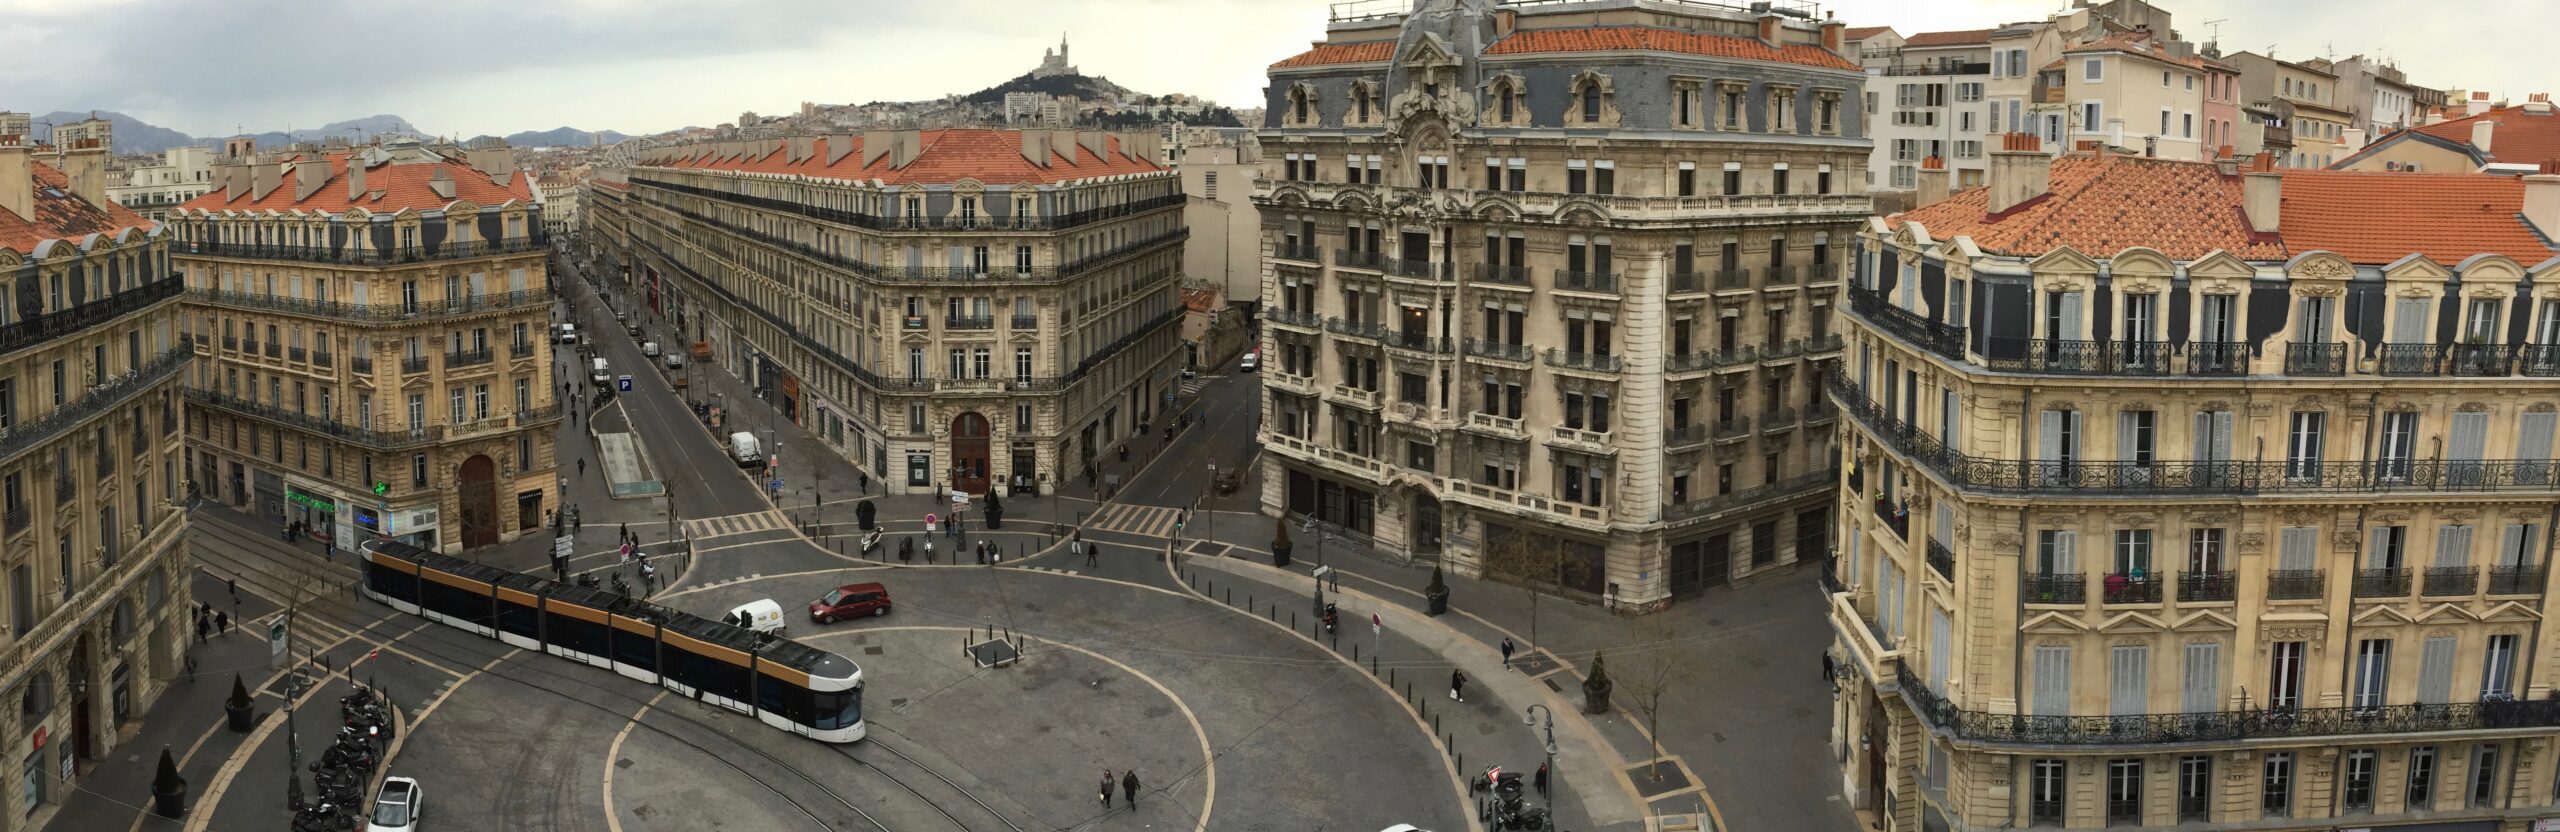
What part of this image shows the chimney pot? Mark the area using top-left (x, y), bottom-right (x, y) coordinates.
top-left (2473, 120), bottom-right (2497, 154)
top-left (2243, 171), bottom-right (2282, 233)
top-left (0, 138), bottom-right (30, 223)
top-left (1986, 132), bottom-right (2053, 215)
top-left (1757, 13), bottom-right (1781, 45)
top-left (2524, 174), bottom-right (2560, 241)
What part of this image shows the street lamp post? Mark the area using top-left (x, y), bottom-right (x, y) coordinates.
top-left (1524, 704), bottom-right (1559, 798)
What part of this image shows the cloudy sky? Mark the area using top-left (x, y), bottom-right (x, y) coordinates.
top-left (0, 0), bottom-right (2547, 139)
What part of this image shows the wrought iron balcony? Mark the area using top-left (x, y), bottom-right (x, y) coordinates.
top-left (263, 342), bottom-right (281, 359)
top-left (1552, 270), bottom-right (1618, 293)
top-left (508, 342), bottom-right (533, 359)
top-left (2524, 345), bottom-right (2560, 377)
top-left (2102, 572), bottom-right (2162, 604)
top-left (945, 315), bottom-right (996, 331)
top-left (186, 388), bottom-right (445, 450)
top-left (1387, 332), bottom-right (1452, 353)
top-left (2451, 343), bottom-right (2514, 376)
top-left (286, 346), bottom-right (306, 363)
top-left (1870, 496), bottom-right (1908, 538)
top-left (3, 507), bottom-right (23, 534)
top-left (241, 340), bottom-right (259, 356)
top-left (186, 287), bottom-right (546, 323)
top-left (445, 349), bottom-right (494, 369)
top-left (1926, 538), bottom-right (1955, 580)
top-left (2379, 343), bottom-right (2441, 376)
top-left (178, 237), bottom-right (544, 266)
top-left (1472, 263), bottom-right (1530, 286)
top-left (1267, 307), bottom-right (1323, 329)
top-left (1714, 416), bottom-right (1753, 443)
top-left (1463, 339), bottom-right (1533, 362)
top-left (1011, 314), bottom-right (1039, 330)
top-left (1762, 339), bottom-right (1805, 361)
top-left (2490, 565), bottom-right (2547, 595)
top-left (1273, 243), bottom-right (1322, 263)
top-left (2422, 566), bottom-right (2479, 597)
top-left (1892, 663), bottom-right (2560, 747)
top-left (2354, 567), bottom-right (2412, 597)
top-left (1664, 424), bottom-right (1707, 448)
top-left (2267, 569), bottom-right (2326, 600)
top-left (2178, 570), bottom-right (2237, 602)
top-left (1326, 317), bottom-right (1391, 342)
top-left (1669, 272), bottom-right (1707, 294)
top-left (1806, 333), bottom-right (1845, 355)
top-left (1543, 349), bottom-right (1622, 373)
top-left (351, 356), bottom-right (374, 374)
top-left (2023, 572), bottom-right (2085, 604)
top-left (222, 336), bottom-right (238, 352)
top-left (2185, 341), bottom-right (2248, 375)
top-left (1760, 407), bottom-right (1800, 432)
top-left (1381, 256), bottom-right (1447, 280)
top-left (1764, 265), bottom-right (1800, 286)
top-left (314, 350), bottom-right (335, 367)
top-left (1335, 249), bottom-right (1385, 271)
top-left (400, 357), bottom-right (430, 375)
top-left (1846, 285), bottom-right (1966, 360)
top-left (0, 342), bottom-right (190, 466)
top-left (1984, 339), bottom-right (2168, 375)
top-left (2285, 342), bottom-right (2347, 376)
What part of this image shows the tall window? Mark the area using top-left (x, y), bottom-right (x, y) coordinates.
top-left (2342, 749), bottom-right (2376, 810)
top-left (2405, 746), bottom-right (2437, 810)
top-left (2029, 759), bottom-right (2066, 824)
top-left (2106, 760), bottom-right (2143, 824)
top-left (2176, 756), bottom-right (2212, 822)
top-left (2471, 745), bottom-right (2501, 807)
top-left (2268, 641), bottom-right (2305, 710)
top-left (2285, 411), bottom-right (2325, 481)
top-left (2352, 639), bottom-right (2391, 709)
top-left (2261, 752), bottom-right (2293, 818)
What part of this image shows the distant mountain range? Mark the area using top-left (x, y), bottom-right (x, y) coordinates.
top-left (27, 110), bottom-right (629, 155)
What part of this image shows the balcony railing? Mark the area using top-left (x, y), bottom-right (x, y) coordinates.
top-left (314, 350), bottom-right (336, 367)
top-left (1274, 243), bottom-right (1322, 263)
top-left (400, 357), bottom-right (430, 375)
top-left (2285, 342), bottom-right (2347, 376)
top-left (446, 349), bottom-right (493, 369)
top-left (508, 342), bottom-right (533, 359)
top-left (1761, 407), bottom-right (1801, 432)
top-left (287, 347), bottom-right (307, 363)
top-left (1387, 332), bottom-right (1452, 353)
top-left (2490, 565), bottom-right (2546, 595)
top-left (2102, 572), bottom-right (2162, 604)
top-left (2023, 572), bottom-right (2085, 605)
top-left (2524, 345), bottom-right (2560, 377)
top-left (1010, 314), bottom-right (1039, 330)
top-left (1325, 317), bottom-right (1391, 343)
top-left (1381, 257), bottom-right (1448, 280)
top-left (2185, 341), bottom-right (2248, 375)
top-left (191, 287), bottom-right (550, 323)
top-left (2422, 566), bottom-right (2479, 597)
top-left (1984, 339), bottom-right (2170, 376)
top-left (1543, 349), bottom-right (1622, 373)
top-left (263, 342), bottom-right (281, 359)
top-left (1925, 538), bottom-right (1955, 580)
top-left (631, 176), bottom-right (1177, 234)
top-left (1870, 496), bottom-right (1908, 538)
top-left (351, 356), bottom-right (374, 374)
top-left (1846, 284), bottom-right (1966, 360)
top-left (1713, 416), bottom-right (1753, 443)
top-left (1267, 307), bottom-right (1323, 329)
top-left (2267, 570), bottom-right (2327, 600)
top-left (186, 388), bottom-right (445, 449)
top-left (1464, 339), bottom-right (1533, 362)
top-left (1473, 263), bottom-right (1530, 286)
top-left (1552, 270), bottom-right (1617, 293)
top-left (0, 342), bottom-right (191, 466)
top-left (1335, 249), bottom-right (1385, 271)
top-left (1827, 372), bottom-right (2560, 495)
top-left (1664, 424), bottom-right (1707, 448)
top-left (2354, 567), bottom-right (2412, 598)
top-left (1714, 268), bottom-right (1752, 290)
top-left (1765, 265), bottom-right (1800, 286)
top-left (1669, 272), bottom-right (1707, 294)
top-left (2178, 570), bottom-right (2237, 602)
top-left (1892, 662), bottom-right (2560, 747)
top-left (945, 315), bottom-right (996, 331)
top-left (178, 237), bottom-right (545, 267)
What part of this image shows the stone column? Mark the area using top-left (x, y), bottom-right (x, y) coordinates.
top-left (1613, 250), bottom-right (1669, 605)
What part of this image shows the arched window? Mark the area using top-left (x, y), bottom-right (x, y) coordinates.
top-left (1581, 86), bottom-right (1601, 123)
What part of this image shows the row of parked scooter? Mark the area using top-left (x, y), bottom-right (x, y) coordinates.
top-left (286, 686), bottom-right (393, 831)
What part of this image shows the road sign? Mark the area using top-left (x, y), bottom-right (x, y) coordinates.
top-left (950, 490), bottom-right (970, 508)
top-left (553, 534), bottom-right (573, 560)
top-left (618, 375), bottom-right (634, 392)
top-left (769, 479), bottom-right (783, 492)
top-left (1371, 613), bottom-right (1382, 635)
top-left (268, 620), bottom-right (289, 664)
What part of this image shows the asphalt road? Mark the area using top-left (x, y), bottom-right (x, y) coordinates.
top-left (556, 252), bottom-right (771, 521)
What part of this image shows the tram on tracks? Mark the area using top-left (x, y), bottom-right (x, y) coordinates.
top-left (358, 539), bottom-right (865, 742)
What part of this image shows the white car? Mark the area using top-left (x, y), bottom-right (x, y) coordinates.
top-left (1239, 352), bottom-right (1260, 372)
top-left (367, 776), bottom-right (422, 832)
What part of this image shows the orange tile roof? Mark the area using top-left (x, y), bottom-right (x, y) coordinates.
top-left (2277, 170), bottom-right (2551, 264)
top-left (0, 161), bottom-right (157, 254)
top-left (591, 179), bottom-right (629, 191)
top-left (1901, 29), bottom-right (1997, 48)
top-left (1270, 40), bottom-right (1395, 69)
top-left (1842, 26), bottom-right (1895, 41)
top-left (2403, 106), bottom-right (2560, 166)
top-left (644, 130), bottom-right (1164, 186)
top-left (179, 151), bottom-right (534, 215)
top-left (1889, 154), bottom-right (2281, 260)
top-left (2066, 32), bottom-right (2212, 70)
top-left (1484, 26), bottom-right (1858, 71)
top-left (1891, 154), bottom-right (2555, 265)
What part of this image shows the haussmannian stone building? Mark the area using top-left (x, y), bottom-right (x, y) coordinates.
top-left (1831, 134), bottom-right (2560, 831)
top-left (0, 128), bottom-right (195, 830)
top-left (171, 138), bottom-right (561, 553)
top-left (606, 129), bottom-right (1186, 497)
top-left (1252, 0), bottom-right (1868, 605)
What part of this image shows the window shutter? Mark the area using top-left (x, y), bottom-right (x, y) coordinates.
top-left (2181, 642), bottom-right (2220, 713)
top-left (2519, 412), bottom-right (2556, 485)
top-left (2059, 291), bottom-right (2084, 340)
top-left (2110, 645), bottom-right (2149, 716)
top-left (1929, 607), bottom-right (1953, 692)
top-left (2038, 410), bottom-right (2063, 462)
top-left (2392, 298), bottom-right (2430, 343)
top-left (2033, 645), bottom-right (2072, 716)
top-left (2416, 636), bottom-right (2457, 705)
top-left (1933, 502), bottom-right (1954, 546)
top-left (2448, 412), bottom-right (2489, 461)
top-left (2369, 526), bottom-right (2395, 570)
top-left (2055, 531), bottom-right (2079, 574)
top-left (2117, 412), bottom-right (2138, 460)
top-left (2279, 527), bottom-right (2317, 571)
top-left (2500, 524), bottom-right (2531, 568)
top-left (2435, 525), bottom-right (2474, 569)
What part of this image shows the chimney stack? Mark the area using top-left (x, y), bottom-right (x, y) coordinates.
top-left (2522, 166), bottom-right (2560, 241)
top-left (2473, 119), bottom-right (2497, 154)
top-left (2467, 90), bottom-right (2492, 117)
top-left (2528, 94), bottom-right (2554, 115)
top-left (345, 155), bottom-right (368, 201)
top-left (2243, 171), bottom-right (2282, 233)
top-left (1821, 20), bottom-right (1846, 55)
top-left (60, 136), bottom-right (108, 210)
top-left (1986, 133), bottom-right (2051, 215)
top-left (1915, 156), bottom-right (1950, 206)
top-left (1756, 13), bottom-right (1782, 45)
top-left (0, 134), bottom-right (30, 223)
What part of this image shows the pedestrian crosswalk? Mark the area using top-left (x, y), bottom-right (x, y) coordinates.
top-left (684, 509), bottom-right (790, 539)
top-left (1178, 375), bottom-right (1217, 397)
top-left (1083, 503), bottom-right (1183, 538)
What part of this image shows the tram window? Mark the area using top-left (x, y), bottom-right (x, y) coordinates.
top-left (495, 599), bottom-right (539, 639)
top-left (671, 651), bottom-right (751, 702)
top-left (811, 688), bottom-right (861, 731)
top-left (544, 612), bottom-right (608, 656)
top-left (366, 564), bottom-right (418, 603)
top-left (418, 579), bottom-right (493, 626)
top-left (757, 674), bottom-right (812, 724)
top-left (612, 626), bottom-right (657, 672)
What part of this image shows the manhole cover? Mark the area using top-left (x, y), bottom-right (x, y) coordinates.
top-left (864, 645), bottom-right (885, 655)
top-left (891, 698), bottom-right (909, 707)
top-left (616, 758), bottom-right (634, 769)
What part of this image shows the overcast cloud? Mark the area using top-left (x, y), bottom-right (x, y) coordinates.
top-left (0, 0), bottom-right (2549, 140)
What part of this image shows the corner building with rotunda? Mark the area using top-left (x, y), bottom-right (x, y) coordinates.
top-left (1255, 0), bottom-right (1867, 605)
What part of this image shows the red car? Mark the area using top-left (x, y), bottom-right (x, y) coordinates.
top-left (809, 582), bottom-right (892, 623)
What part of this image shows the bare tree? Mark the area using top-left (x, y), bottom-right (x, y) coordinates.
top-left (1614, 614), bottom-right (1697, 779)
top-left (1477, 525), bottom-right (1593, 655)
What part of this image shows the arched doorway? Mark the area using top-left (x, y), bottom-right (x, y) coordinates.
top-left (950, 413), bottom-right (991, 494)
top-left (1411, 493), bottom-right (1444, 556)
top-left (458, 455), bottom-right (499, 548)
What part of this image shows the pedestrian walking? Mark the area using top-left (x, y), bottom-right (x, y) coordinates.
top-left (227, 576), bottom-right (238, 602)
top-left (1121, 770), bottom-right (1139, 809)
top-left (216, 610), bottom-right (230, 635)
top-left (1501, 637), bottom-right (1516, 670)
top-left (620, 523), bottom-right (630, 544)
top-left (578, 458), bottom-right (587, 477)
top-left (1534, 762), bottom-right (1550, 798)
top-left (194, 610), bottom-right (209, 643)
top-left (1082, 535), bottom-right (1096, 568)
top-left (975, 540), bottom-right (986, 564)
top-left (1098, 769), bottom-right (1113, 808)
top-left (1450, 668), bottom-right (1466, 702)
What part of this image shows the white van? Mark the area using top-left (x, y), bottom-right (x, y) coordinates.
top-left (729, 431), bottom-right (763, 467)
top-left (725, 599), bottom-right (785, 636)
top-left (589, 358), bottom-right (610, 386)
top-left (554, 323), bottom-right (577, 344)
top-left (642, 341), bottom-right (661, 358)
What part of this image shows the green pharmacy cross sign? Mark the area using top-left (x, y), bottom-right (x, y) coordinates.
top-left (372, 482), bottom-right (390, 496)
